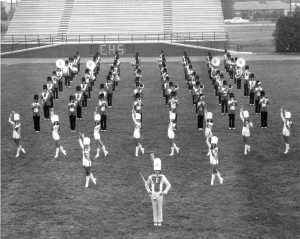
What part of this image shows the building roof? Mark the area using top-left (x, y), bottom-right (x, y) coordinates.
top-left (234, 1), bottom-right (290, 10)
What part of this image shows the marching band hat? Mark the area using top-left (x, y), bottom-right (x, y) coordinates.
top-left (43, 84), bottom-right (47, 89)
top-left (14, 113), bottom-right (20, 121)
top-left (47, 76), bottom-right (52, 81)
top-left (285, 111), bottom-right (291, 119)
top-left (94, 113), bottom-right (101, 121)
top-left (206, 112), bottom-right (213, 119)
top-left (34, 94), bottom-right (39, 100)
top-left (153, 158), bottom-right (161, 171)
top-left (76, 85), bottom-right (81, 91)
top-left (211, 136), bottom-right (218, 145)
top-left (52, 114), bottom-right (59, 122)
top-left (243, 110), bottom-right (249, 118)
top-left (83, 137), bottom-right (90, 145)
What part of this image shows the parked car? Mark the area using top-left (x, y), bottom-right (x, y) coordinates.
top-left (224, 17), bottom-right (250, 24)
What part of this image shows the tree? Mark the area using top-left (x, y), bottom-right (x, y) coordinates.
top-left (274, 15), bottom-right (300, 52)
top-left (222, 0), bottom-right (234, 19)
top-left (1, 2), bottom-right (8, 20)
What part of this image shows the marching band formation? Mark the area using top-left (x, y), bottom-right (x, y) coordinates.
top-left (7, 49), bottom-right (294, 227)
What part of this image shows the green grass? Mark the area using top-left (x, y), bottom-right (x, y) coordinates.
top-left (1, 59), bottom-right (300, 239)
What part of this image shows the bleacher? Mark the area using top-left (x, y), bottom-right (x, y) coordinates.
top-left (5, 0), bottom-right (65, 36)
top-left (4, 0), bottom-right (226, 43)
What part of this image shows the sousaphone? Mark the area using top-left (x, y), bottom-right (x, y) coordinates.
top-left (86, 60), bottom-right (96, 70)
top-left (211, 57), bottom-right (221, 67)
top-left (56, 59), bottom-right (65, 69)
top-left (236, 57), bottom-right (246, 68)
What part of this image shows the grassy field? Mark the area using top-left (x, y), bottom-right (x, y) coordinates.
top-left (226, 24), bottom-right (275, 52)
top-left (1, 58), bottom-right (300, 239)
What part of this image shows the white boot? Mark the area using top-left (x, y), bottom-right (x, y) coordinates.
top-left (95, 148), bottom-right (100, 159)
top-left (15, 146), bottom-right (21, 158)
top-left (90, 173), bottom-right (96, 185)
top-left (169, 146), bottom-right (175, 156)
top-left (60, 146), bottom-right (67, 156)
top-left (244, 145), bottom-right (248, 155)
top-left (102, 146), bottom-right (108, 157)
top-left (210, 174), bottom-right (215, 186)
top-left (21, 146), bottom-right (26, 154)
top-left (173, 143), bottom-right (180, 154)
top-left (135, 146), bottom-right (139, 157)
top-left (217, 172), bottom-right (224, 184)
top-left (139, 144), bottom-right (145, 154)
top-left (54, 147), bottom-right (59, 158)
top-left (85, 176), bottom-right (90, 188)
top-left (284, 143), bottom-right (290, 154)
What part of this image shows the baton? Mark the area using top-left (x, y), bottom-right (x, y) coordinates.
top-left (139, 172), bottom-right (151, 194)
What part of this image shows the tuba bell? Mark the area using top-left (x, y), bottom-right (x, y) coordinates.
top-left (56, 59), bottom-right (65, 69)
top-left (236, 57), bottom-right (246, 68)
top-left (86, 60), bottom-right (96, 70)
top-left (211, 57), bottom-right (221, 67)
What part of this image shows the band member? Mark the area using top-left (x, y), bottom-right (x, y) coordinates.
top-left (221, 81), bottom-right (229, 114)
top-left (41, 84), bottom-right (51, 120)
top-left (168, 112), bottom-right (180, 156)
top-left (280, 107), bottom-right (293, 154)
top-left (78, 134), bottom-right (97, 188)
top-left (74, 51), bottom-right (81, 72)
top-left (84, 69), bottom-right (92, 99)
top-left (8, 111), bottom-right (26, 158)
top-left (228, 94), bottom-right (238, 130)
top-left (46, 76), bottom-right (54, 108)
top-left (99, 83), bottom-right (108, 100)
top-left (235, 66), bottom-right (243, 89)
top-left (259, 91), bottom-right (269, 128)
top-left (81, 77), bottom-right (88, 107)
top-left (50, 112), bottom-right (67, 159)
top-left (254, 81), bottom-right (263, 114)
top-left (93, 112), bottom-right (108, 158)
top-left (63, 60), bottom-right (71, 87)
top-left (243, 65), bottom-right (250, 96)
top-left (240, 108), bottom-right (253, 155)
top-left (133, 93), bottom-right (143, 123)
top-left (132, 107), bottom-right (145, 157)
top-left (196, 96), bottom-right (206, 130)
top-left (106, 76), bottom-right (113, 107)
top-left (75, 86), bottom-right (82, 119)
top-left (32, 94), bottom-right (41, 132)
top-left (249, 73), bottom-right (256, 106)
top-left (205, 112), bottom-right (214, 156)
top-left (56, 68), bottom-right (63, 92)
top-left (51, 71), bottom-right (59, 99)
top-left (68, 95), bottom-right (77, 131)
top-left (145, 158), bottom-right (171, 227)
top-left (98, 93), bottom-right (108, 131)
top-left (207, 136), bottom-right (224, 186)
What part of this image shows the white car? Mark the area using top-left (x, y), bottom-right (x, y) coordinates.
top-left (224, 17), bottom-right (250, 24)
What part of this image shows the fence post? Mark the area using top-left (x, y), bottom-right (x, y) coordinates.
top-left (78, 35), bottom-right (80, 44)
top-left (24, 34), bottom-right (27, 49)
top-left (214, 32), bottom-right (215, 41)
top-left (91, 35), bottom-right (93, 43)
top-left (11, 35), bottom-right (14, 51)
top-left (188, 32), bottom-right (190, 41)
top-left (202, 32), bottom-right (203, 40)
top-left (104, 35), bottom-right (106, 43)
top-left (37, 35), bottom-right (40, 47)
